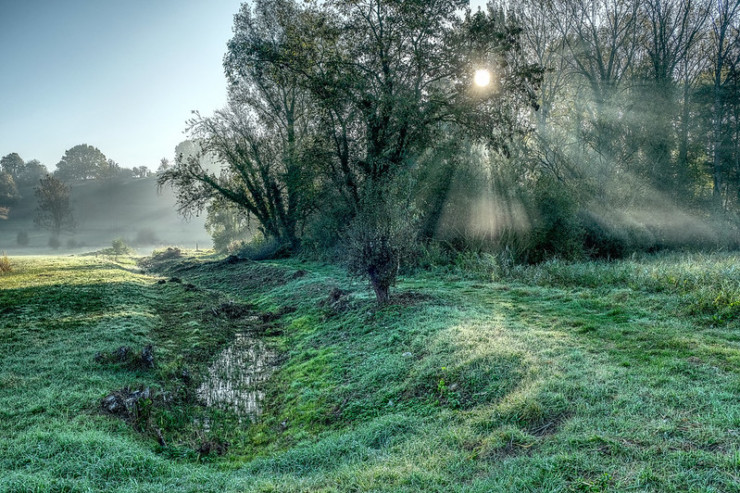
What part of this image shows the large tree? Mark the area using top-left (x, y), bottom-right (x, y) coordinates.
top-left (250, 0), bottom-right (541, 301)
top-left (0, 153), bottom-right (24, 178)
top-left (165, 0), bottom-right (540, 302)
top-left (54, 144), bottom-right (111, 181)
top-left (160, 0), bottom-right (321, 250)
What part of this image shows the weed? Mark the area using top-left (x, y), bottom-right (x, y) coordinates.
top-left (0, 252), bottom-right (10, 274)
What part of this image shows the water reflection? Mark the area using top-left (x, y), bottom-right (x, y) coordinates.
top-left (197, 333), bottom-right (277, 420)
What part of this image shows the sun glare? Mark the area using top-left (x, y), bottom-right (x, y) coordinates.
top-left (474, 69), bottom-right (491, 87)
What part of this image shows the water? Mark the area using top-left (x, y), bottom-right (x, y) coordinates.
top-left (197, 333), bottom-right (277, 420)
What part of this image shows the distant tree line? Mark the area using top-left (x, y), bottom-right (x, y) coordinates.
top-left (0, 145), bottom-right (153, 221)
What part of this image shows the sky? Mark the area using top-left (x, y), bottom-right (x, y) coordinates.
top-left (0, 0), bottom-right (243, 170)
top-left (0, 0), bottom-right (488, 171)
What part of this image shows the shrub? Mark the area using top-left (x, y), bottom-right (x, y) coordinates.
top-left (520, 177), bottom-right (585, 263)
top-left (16, 231), bottom-right (29, 247)
top-left (342, 184), bottom-right (419, 304)
top-left (234, 235), bottom-right (291, 261)
top-left (0, 252), bottom-right (11, 274)
top-left (111, 238), bottom-right (133, 256)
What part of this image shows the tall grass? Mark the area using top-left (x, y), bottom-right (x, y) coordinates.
top-left (0, 251), bottom-right (11, 274)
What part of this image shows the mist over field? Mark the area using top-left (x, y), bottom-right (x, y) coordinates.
top-left (0, 175), bottom-right (211, 254)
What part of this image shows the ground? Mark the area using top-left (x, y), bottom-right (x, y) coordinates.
top-left (1, 251), bottom-right (740, 492)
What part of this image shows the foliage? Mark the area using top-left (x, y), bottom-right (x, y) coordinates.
top-left (160, 1), bottom-right (321, 250)
top-left (342, 183), bottom-right (419, 303)
top-left (0, 172), bottom-right (19, 207)
top-left (34, 175), bottom-right (75, 236)
top-left (111, 238), bottom-right (133, 256)
top-left (205, 199), bottom-right (251, 252)
top-left (54, 144), bottom-right (112, 181)
top-left (0, 153), bottom-right (24, 177)
top-left (220, 0), bottom-right (542, 301)
top-left (232, 234), bottom-right (292, 261)
top-left (15, 159), bottom-right (48, 186)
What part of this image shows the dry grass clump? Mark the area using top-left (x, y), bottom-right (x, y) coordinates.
top-left (0, 252), bottom-right (11, 274)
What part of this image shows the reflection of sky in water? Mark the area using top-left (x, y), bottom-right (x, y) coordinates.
top-left (197, 334), bottom-right (277, 420)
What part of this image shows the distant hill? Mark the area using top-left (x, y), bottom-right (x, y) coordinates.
top-left (0, 176), bottom-right (211, 253)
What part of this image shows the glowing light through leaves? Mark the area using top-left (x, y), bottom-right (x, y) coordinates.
top-left (474, 69), bottom-right (491, 87)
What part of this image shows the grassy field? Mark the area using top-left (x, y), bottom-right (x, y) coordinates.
top-left (1, 252), bottom-right (740, 491)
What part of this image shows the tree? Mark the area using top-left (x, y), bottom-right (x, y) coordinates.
top-left (54, 144), bottom-right (110, 181)
top-left (707, 0), bottom-right (740, 208)
top-left (16, 159), bottom-right (49, 186)
top-left (161, 0), bottom-right (321, 250)
top-left (205, 198), bottom-right (252, 252)
top-left (0, 172), bottom-right (19, 219)
top-left (0, 153), bottom-right (24, 178)
top-left (34, 175), bottom-right (75, 236)
top-left (247, 0), bottom-right (541, 301)
top-left (131, 166), bottom-right (151, 178)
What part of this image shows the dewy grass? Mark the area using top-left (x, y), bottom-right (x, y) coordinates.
top-left (1, 252), bottom-right (740, 491)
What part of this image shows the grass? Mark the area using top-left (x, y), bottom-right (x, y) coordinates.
top-left (1, 251), bottom-right (740, 491)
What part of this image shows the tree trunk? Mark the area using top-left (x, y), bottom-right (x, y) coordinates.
top-left (367, 266), bottom-right (391, 305)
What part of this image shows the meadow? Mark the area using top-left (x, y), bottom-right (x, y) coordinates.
top-left (1, 251), bottom-right (740, 492)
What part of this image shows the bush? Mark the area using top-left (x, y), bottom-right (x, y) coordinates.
top-left (234, 235), bottom-right (291, 261)
top-left (48, 236), bottom-right (61, 250)
top-left (16, 231), bottom-right (29, 247)
top-left (520, 177), bottom-right (585, 263)
top-left (111, 238), bottom-right (133, 256)
top-left (342, 184), bottom-right (419, 304)
top-left (0, 252), bottom-right (11, 274)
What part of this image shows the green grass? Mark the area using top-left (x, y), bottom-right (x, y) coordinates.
top-left (2, 252), bottom-right (740, 491)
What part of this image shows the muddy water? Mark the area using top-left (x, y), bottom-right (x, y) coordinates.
top-left (197, 333), bottom-right (277, 420)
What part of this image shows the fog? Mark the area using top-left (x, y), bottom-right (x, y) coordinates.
top-left (0, 176), bottom-right (211, 255)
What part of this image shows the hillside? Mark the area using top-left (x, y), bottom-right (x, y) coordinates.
top-left (1, 252), bottom-right (740, 491)
top-left (0, 177), bottom-right (211, 253)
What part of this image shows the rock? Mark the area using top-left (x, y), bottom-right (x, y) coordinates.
top-left (140, 345), bottom-right (155, 369)
top-left (101, 387), bottom-right (151, 418)
top-left (402, 352), bottom-right (413, 358)
top-left (114, 346), bottom-right (131, 362)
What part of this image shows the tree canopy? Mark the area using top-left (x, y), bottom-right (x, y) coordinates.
top-left (162, 0), bottom-right (542, 302)
top-left (54, 144), bottom-right (111, 181)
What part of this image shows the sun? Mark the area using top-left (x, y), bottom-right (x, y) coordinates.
top-left (474, 69), bottom-right (491, 87)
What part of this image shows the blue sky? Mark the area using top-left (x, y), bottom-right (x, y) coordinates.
top-left (0, 0), bottom-right (243, 170)
top-left (0, 0), bottom-right (487, 171)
